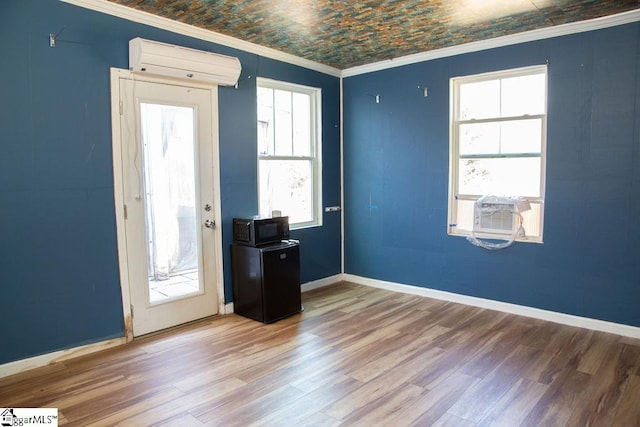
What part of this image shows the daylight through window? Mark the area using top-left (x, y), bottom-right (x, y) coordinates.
top-left (257, 78), bottom-right (322, 228)
top-left (448, 65), bottom-right (547, 242)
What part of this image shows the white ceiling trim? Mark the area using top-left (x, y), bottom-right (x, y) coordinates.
top-left (60, 0), bottom-right (342, 77)
top-left (342, 8), bottom-right (640, 77)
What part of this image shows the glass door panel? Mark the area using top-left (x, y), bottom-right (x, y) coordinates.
top-left (140, 103), bottom-right (201, 303)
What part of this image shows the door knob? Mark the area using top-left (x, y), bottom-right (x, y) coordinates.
top-left (204, 219), bottom-right (216, 229)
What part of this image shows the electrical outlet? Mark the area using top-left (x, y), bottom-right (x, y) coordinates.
top-left (324, 206), bottom-right (341, 212)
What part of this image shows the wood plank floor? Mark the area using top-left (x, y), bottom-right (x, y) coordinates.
top-left (2, 282), bottom-right (640, 426)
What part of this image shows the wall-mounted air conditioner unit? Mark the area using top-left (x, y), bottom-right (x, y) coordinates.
top-left (129, 38), bottom-right (242, 86)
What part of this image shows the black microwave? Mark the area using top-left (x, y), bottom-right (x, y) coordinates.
top-left (233, 216), bottom-right (290, 247)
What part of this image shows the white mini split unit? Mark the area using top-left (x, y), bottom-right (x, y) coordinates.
top-left (129, 37), bottom-right (242, 86)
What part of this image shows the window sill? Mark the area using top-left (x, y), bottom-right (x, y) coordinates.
top-left (447, 229), bottom-right (543, 244)
top-left (291, 221), bottom-right (322, 231)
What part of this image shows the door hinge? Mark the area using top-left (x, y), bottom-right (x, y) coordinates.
top-left (124, 204), bottom-right (128, 220)
top-left (119, 100), bottom-right (124, 116)
top-left (130, 304), bottom-right (134, 318)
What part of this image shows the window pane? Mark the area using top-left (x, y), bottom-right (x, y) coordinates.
top-left (259, 159), bottom-right (313, 224)
top-left (500, 119), bottom-right (542, 154)
top-left (459, 122), bottom-right (500, 155)
top-left (257, 87), bottom-right (274, 155)
top-left (459, 80), bottom-right (500, 120)
top-left (501, 73), bottom-right (545, 117)
top-left (520, 201), bottom-right (542, 239)
top-left (454, 199), bottom-right (475, 231)
top-left (460, 120), bottom-right (542, 156)
top-left (257, 87), bottom-right (273, 116)
top-left (274, 89), bottom-right (293, 156)
top-left (292, 92), bottom-right (311, 156)
top-left (458, 157), bottom-right (541, 197)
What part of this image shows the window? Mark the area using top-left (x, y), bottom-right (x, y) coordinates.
top-left (257, 78), bottom-right (322, 228)
top-left (448, 65), bottom-right (547, 242)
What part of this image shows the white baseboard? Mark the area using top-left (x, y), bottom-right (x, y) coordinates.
top-left (343, 274), bottom-right (640, 339)
top-left (8, 272), bottom-right (634, 379)
top-left (1, 274), bottom-right (342, 379)
top-left (0, 337), bottom-right (127, 379)
top-left (301, 274), bottom-right (343, 293)
top-left (223, 302), bottom-right (234, 314)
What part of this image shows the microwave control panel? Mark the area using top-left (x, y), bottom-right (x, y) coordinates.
top-left (233, 221), bottom-right (250, 242)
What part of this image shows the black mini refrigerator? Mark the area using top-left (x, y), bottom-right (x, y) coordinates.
top-left (231, 241), bottom-right (302, 323)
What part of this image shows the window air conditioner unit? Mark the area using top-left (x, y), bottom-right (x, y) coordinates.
top-left (474, 201), bottom-right (515, 235)
top-left (129, 38), bottom-right (242, 86)
top-left (472, 196), bottom-right (531, 235)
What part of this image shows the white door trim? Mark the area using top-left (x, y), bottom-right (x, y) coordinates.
top-left (110, 68), bottom-right (226, 340)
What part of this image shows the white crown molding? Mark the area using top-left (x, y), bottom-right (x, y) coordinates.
top-left (342, 8), bottom-right (640, 77)
top-left (343, 274), bottom-right (640, 339)
top-left (59, 0), bottom-right (342, 77)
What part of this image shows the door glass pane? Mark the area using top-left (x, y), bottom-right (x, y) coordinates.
top-left (140, 103), bottom-right (200, 303)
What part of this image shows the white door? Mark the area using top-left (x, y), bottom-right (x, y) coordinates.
top-left (114, 73), bottom-right (222, 337)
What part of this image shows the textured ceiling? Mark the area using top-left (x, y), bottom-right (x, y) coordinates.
top-left (108, 0), bottom-right (640, 69)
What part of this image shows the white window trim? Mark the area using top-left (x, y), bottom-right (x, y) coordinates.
top-left (257, 77), bottom-right (323, 229)
top-left (447, 64), bottom-right (547, 243)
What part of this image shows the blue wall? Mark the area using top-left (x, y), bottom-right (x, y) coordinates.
top-left (0, 0), bottom-right (341, 364)
top-left (344, 23), bottom-right (640, 327)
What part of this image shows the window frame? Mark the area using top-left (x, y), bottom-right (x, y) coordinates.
top-left (256, 77), bottom-right (323, 229)
top-left (447, 65), bottom-right (548, 243)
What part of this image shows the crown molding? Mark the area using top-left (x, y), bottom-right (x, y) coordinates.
top-left (60, 0), bottom-right (342, 78)
top-left (342, 8), bottom-right (640, 77)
